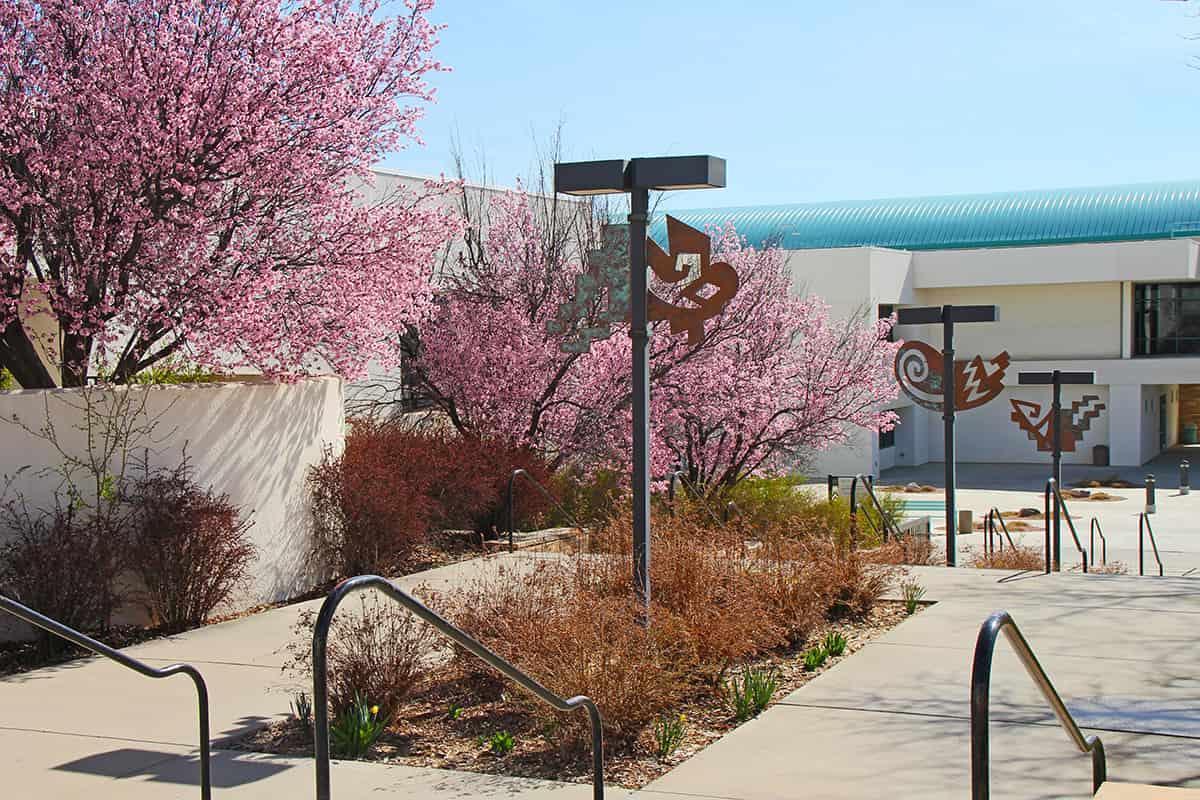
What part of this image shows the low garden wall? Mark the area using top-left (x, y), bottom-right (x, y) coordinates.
top-left (0, 377), bottom-right (344, 636)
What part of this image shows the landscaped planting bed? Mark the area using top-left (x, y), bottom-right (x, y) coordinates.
top-left (238, 600), bottom-right (916, 788)
top-left (236, 514), bottom-right (928, 788)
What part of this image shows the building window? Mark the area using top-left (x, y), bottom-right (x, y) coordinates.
top-left (879, 428), bottom-right (895, 449)
top-left (1134, 283), bottom-right (1200, 356)
top-left (878, 304), bottom-right (896, 342)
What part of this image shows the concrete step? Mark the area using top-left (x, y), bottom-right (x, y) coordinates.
top-left (1096, 782), bottom-right (1200, 799)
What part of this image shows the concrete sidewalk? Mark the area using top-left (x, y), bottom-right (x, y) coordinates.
top-left (0, 552), bottom-right (573, 800)
top-left (646, 567), bottom-right (1200, 800)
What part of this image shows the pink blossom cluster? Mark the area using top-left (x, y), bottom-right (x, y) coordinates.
top-left (0, 0), bottom-right (456, 386)
top-left (416, 191), bottom-right (901, 490)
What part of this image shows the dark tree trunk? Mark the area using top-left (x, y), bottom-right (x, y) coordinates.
top-left (59, 331), bottom-right (92, 387)
top-left (0, 319), bottom-right (57, 388)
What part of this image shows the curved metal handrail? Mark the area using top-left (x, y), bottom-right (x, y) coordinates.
top-left (971, 610), bottom-right (1106, 799)
top-left (0, 594), bottom-right (211, 800)
top-left (1089, 518), bottom-right (1107, 568)
top-left (312, 575), bottom-right (604, 800)
top-left (667, 469), bottom-right (724, 527)
top-left (506, 468), bottom-right (587, 550)
top-left (984, 508), bottom-right (1016, 555)
top-left (850, 473), bottom-right (900, 544)
top-left (1044, 479), bottom-right (1088, 573)
top-left (1139, 513), bottom-right (1164, 577)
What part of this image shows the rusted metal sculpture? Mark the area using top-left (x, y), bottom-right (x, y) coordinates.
top-left (894, 340), bottom-right (1010, 412)
top-left (1010, 396), bottom-right (1105, 453)
top-left (546, 216), bottom-right (738, 353)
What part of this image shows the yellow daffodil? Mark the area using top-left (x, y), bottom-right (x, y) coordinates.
top-left (370, 705), bottom-right (380, 716)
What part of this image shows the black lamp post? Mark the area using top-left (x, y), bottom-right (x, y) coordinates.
top-left (895, 304), bottom-right (998, 566)
top-left (554, 155), bottom-right (726, 615)
top-left (1018, 369), bottom-right (1095, 571)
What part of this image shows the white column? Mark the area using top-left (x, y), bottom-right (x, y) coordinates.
top-left (1108, 383), bottom-right (1144, 466)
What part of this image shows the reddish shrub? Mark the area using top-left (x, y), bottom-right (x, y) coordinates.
top-left (309, 421), bottom-right (557, 579)
top-left (0, 499), bottom-right (124, 653)
top-left (308, 423), bottom-right (437, 578)
top-left (123, 462), bottom-right (257, 631)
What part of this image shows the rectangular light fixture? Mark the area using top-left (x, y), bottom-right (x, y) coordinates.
top-left (896, 306), bottom-right (944, 325)
top-left (1018, 371), bottom-right (1096, 385)
top-left (554, 159), bottom-right (628, 196)
top-left (630, 155), bottom-right (726, 191)
top-left (896, 305), bottom-right (999, 325)
top-left (554, 155), bottom-right (727, 195)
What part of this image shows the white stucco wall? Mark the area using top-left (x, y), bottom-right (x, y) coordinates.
top-left (911, 238), bottom-right (1199, 288)
top-left (894, 282), bottom-right (1124, 361)
top-left (0, 378), bottom-right (343, 620)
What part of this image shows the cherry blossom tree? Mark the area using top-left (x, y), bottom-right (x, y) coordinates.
top-left (0, 0), bottom-right (456, 388)
top-left (408, 188), bottom-right (900, 493)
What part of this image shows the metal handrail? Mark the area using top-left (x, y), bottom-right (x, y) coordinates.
top-left (1044, 479), bottom-right (1088, 573)
top-left (971, 610), bottom-right (1106, 799)
top-left (1089, 518), bottom-right (1107, 568)
top-left (1139, 513), bottom-right (1164, 577)
top-left (984, 508), bottom-right (1016, 555)
top-left (506, 468), bottom-right (586, 550)
top-left (312, 575), bottom-right (604, 800)
top-left (667, 469), bottom-right (724, 527)
top-left (849, 473), bottom-right (900, 543)
top-left (0, 594), bottom-right (211, 800)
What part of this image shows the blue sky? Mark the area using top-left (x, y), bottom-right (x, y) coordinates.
top-left (381, 1), bottom-right (1200, 211)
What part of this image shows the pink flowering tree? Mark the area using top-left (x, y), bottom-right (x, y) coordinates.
top-left (409, 189), bottom-right (901, 494)
top-left (0, 0), bottom-right (455, 388)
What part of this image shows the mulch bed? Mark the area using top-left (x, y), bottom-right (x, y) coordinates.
top-left (234, 600), bottom-right (919, 789)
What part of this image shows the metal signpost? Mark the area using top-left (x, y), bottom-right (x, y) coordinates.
top-left (1017, 370), bottom-right (1095, 571)
top-left (895, 304), bottom-right (998, 566)
top-left (554, 156), bottom-right (726, 616)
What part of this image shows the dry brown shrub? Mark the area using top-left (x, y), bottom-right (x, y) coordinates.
top-left (969, 545), bottom-right (1045, 571)
top-left (434, 512), bottom-right (896, 748)
top-left (435, 562), bottom-right (695, 746)
top-left (863, 535), bottom-right (937, 566)
top-left (285, 591), bottom-right (435, 719)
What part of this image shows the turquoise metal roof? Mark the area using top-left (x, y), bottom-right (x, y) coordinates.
top-left (650, 179), bottom-right (1200, 251)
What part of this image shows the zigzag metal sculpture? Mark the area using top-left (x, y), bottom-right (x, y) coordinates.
top-left (1009, 396), bottom-right (1105, 453)
top-left (546, 216), bottom-right (739, 353)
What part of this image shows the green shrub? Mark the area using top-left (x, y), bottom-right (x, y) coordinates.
top-left (329, 694), bottom-right (387, 759)
top-left (802, 646), bottom-right (828, 672)
top-left (651, 712), bottom-right (687, 758)
top-left (292, 692), bottom-right (314, 730)
top-left (726, 666), bottom-right (781, 721)
top-left (901, 579), bottom-right (926, 615)
top-left (822, 631), bottom-right (848, 657)
top-left (0, 368), bottom-right (14, 390)
top-left (486, 730), bottom-right (515, 755)
top-left (718, 476), bottom-right (906, 546)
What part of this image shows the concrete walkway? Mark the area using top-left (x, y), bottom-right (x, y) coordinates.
top-left (646, 567), bottom-right (1200, 800)
top-left (7, 557), bottom-right (1200, 798)
top-left (0, 552), bottom-right (594, 800)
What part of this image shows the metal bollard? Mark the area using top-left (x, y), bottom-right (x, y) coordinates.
top-left (1182, 460), bottom-right (1191, 496)
top-left (1146, 474), bottom-right (1157, 515)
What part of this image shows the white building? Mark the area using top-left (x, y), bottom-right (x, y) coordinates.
top-left (666, 179), bottom-right (1200, 477)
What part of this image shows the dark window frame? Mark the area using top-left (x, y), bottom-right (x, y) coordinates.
top-left (1133, 282), bottom-right (1200, 357)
